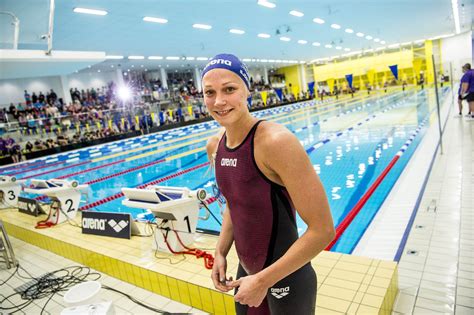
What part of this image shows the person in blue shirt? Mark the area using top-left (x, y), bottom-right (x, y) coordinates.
top-left (459, 63), bottom-right (474, 120)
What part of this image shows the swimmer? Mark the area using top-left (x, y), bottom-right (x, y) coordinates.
top-left (203, 54), bottom-right (335, 314)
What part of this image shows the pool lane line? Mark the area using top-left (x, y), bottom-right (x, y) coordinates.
top-left (305, 101), bottom-right (405, 154)
top-left (71, 92), bottom-right (420, 211)
top-left (32, 94), bottom-right (409, 201)
top-left (325, 115), bottom-right (430, 251)
top-left (1, 87), bottom-right (417, 173)
top-left (9, 160), bottom-right (66, 176)
top-left (14, 91), bottom-right (387, 177)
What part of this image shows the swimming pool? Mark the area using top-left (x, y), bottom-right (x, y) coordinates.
top-left (6, 87), bottom-right (450, 254)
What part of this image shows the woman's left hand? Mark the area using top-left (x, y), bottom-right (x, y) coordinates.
top-left (228, 275), bottom-right (268, 307)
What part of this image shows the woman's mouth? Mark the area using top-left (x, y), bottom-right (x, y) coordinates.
top-left (215, 109), bottom-right (233, 117)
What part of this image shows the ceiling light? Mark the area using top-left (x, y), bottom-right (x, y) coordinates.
top-left (186, 57), bottom-right (195, 60)
top-left (297, 40), bottom-right (308, 44)
top-left (73, 8), bottom-right (107, 16)
top-left (331, 24), bottom-right (341, 29)
top-left (373, 38), bottom-right (380, 42)
top-left (148, 56), bottom-right (163, 60)
top-left (345, 28), bottom-right (354, 33)
top-left (229, 29), bottom-right (245, 34)
top-left (143, 16), bottom-right (168, 24)
top-left (106, 55), bottom-right (123, 60)
top-left (335, 46), bottom-right (342, 50)
top-left (196, 57), bottom-right (209, 61)
top-left (388, 43), bottom-right (400, 48)
top-left (275, 60), bottom-right (282, 63)
top-left (166, 56), bottom-right (180, 60)
top-left (280, 37), bottom-right (291, 42)
top-left (365, 35), bottom-right (373, 40)
top-left (313, 18), bottom-right (325, 24)
top-left (312, 42), bottom-right (321, 46)
top-left (451, 0), bottom-right (461, 34)
top-left (325, 44), bottom-right (332, 48)
top-left (356, 32), bottom-right (364, 37)
top-left (344, 48), bottom-right (351, 51)
top-left (242, 58), bottom-right (251, 62)
top-left (193, 24), bottom-right (212, 30)
top-left (128, 56), bottom-right (144, 60)
top-left (289, 10), bottom-right (304, 17)
top-left (257, 1), bottom-right (276, 9)
top-left (380, 40), bottom-right (386, 44)
top-left (261, 59), bottom-right (268, 62)
top-left (258, 33), bottom-right (271, 38)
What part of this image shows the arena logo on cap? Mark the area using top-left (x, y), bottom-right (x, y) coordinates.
top-left (240, 69), bottom-right (250, 85)
top-left (205, 59), bottom-right (232, 68)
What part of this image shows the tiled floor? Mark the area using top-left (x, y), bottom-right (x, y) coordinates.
top-left (0, 211), bottom-right (399, 314)
top-left (393, 101), bottom-right (474, 314)
top-left (0, 236), bottom-right (208, 314)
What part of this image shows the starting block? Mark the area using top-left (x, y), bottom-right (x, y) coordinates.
top-left (122, 186), bottom-right (207, 253)
top-left (24, 179), bottom-right (88, 226)
top-left (0, 176), bottom-right (26, 209)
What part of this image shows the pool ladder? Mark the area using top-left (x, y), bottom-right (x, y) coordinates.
top-left (0, 220), bottom-right (18, 269)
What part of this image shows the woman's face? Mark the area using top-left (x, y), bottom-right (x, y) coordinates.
top-left (202, 69), bottom-right (250, 127)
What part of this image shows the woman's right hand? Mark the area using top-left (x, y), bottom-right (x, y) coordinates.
top-left (211, 254), bottom-right (233, 292)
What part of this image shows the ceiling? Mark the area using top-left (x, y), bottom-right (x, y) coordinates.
top-left (0, 0), bottom-right (472, 76)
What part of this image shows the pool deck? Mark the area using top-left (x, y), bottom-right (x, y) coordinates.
top-left (1, 209), bottom-right (398, 314)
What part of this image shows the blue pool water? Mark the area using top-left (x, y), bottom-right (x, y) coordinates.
top-left (6, 87), bottom-right (450, 254)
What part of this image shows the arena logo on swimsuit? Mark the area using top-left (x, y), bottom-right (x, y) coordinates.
top-left (270, 286), bottom-right (290, 299)
top-left (221, 158), bottom-right (237, 167)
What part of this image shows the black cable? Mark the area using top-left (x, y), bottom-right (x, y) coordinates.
top-left (102, 285), bottom-right (171, 314)
top-left (200, 200), bottom-right (222, 226)
top-left (0, 265), bottom-right (101, 314)
top-left (0, 264), bottom-right (19, 286)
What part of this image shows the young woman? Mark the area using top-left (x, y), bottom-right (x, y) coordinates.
top-left (203, 54), bottom-right (335, 314)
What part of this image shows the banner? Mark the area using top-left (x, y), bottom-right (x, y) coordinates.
top-left (259, 91), bottom-right (268, 106)
top-left (389, 65), bottom-right (398, 80)
top-left (247, 96), bottom-right (252, 108)
top-left (274, 88), bottom-right (283, 101)
top-left (367, 69), bottom-right (376, 85)
top-left (82, 211), bottom-right (133, 239)
top-left (327, 79), bottom-right (335, 93)
top-left (307, 82), bottom-right (315, 97)
top-left (345, 74), bottom-right (353, 89)
top-left (18, 197), bottom-right (40, 217)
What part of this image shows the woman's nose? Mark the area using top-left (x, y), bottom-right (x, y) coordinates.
top-left (214, 93), bottom-right (227, 106)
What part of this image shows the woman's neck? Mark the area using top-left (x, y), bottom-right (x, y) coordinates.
top-left (225, 115), bottom-right (258, 148)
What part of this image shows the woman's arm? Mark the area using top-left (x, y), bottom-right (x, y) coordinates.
top-left (206, 134), bottom-right (235, 292)
top-left (212, 205), bottom-right (235, 291)
top-left (259, 128), bottom-right (335, 284)
top-left (231, 125), bottom-right (335, 306)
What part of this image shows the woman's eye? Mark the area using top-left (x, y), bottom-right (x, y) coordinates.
top-left (226, 87), bottom-right (235, 92)
top-left (205, 90), bottom-right (214, 96)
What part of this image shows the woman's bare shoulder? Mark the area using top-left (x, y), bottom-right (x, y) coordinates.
top-left (256, 121), bottom-right (296, 147)
top-left (206, 128), bottom-right (225, 155)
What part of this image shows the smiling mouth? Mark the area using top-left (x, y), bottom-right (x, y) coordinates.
top-left (215, 109), bottom-right (233, 116)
